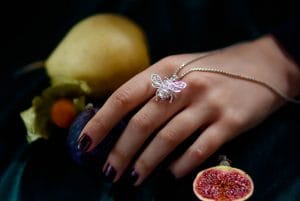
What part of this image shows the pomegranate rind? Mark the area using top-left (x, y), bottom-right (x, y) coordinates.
top-left (193, 166), bottom-right (254, 201)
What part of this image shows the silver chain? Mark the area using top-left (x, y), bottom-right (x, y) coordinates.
top-left (172, 52), bottom-right (300, 104)
top-left (173, 51), bottom-right (219, 77)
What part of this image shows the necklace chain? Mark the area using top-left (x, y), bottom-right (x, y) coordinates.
top-left (172, 52), bottom-right (300, 104)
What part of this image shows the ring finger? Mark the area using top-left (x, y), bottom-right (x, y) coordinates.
top-left (131, 103), bottom-right (214, 185)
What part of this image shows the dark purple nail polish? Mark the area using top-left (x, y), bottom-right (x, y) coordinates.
top-left (129, 169), bottom-right (139, 185)
top-left (103, 164), bottom-right (116, 182)
top-left (77, 133), bottom-right (92, 152)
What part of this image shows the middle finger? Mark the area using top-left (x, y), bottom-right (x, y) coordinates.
top-left (103, 91), bottom-right (188, 182)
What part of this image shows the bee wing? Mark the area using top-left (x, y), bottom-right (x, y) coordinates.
top-left (168, 80), bottom-right (187, 92)
top-left (151, 74), bottom-right (163, 88)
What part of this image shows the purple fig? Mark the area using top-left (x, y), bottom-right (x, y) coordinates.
top-left (66, 106), bottom-right (127, 170)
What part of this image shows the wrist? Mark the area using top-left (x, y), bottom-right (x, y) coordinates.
top-left (251, 35), bottom-right (300, 98)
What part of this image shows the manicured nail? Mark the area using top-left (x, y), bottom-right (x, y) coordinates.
top-left (129, 169), bottom-right (139, 185)
top-left (77, 133), bottom-right (92, 152)
top-left (103, 164), bottom-right (116, 182)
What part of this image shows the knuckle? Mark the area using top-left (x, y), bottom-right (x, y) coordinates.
top-left (222, 110), bottom-right (246, 129)
top-left (90, 116), bottom-right (109, 133)
top-left (188, 74), bottom-right (213, 91)
top-left (136, 158), bottom-right (151, 173)
top-left (187, 133), bottom-right (223, 163)
top-left (187, 146), bottom-right (206, 161)
top-left (110, 147), bottom-right (128, 162)
top-left (157, 128), bottom-right (179, 147)
top-left (111, 87), bottom-right (132, 108)
top-left (130, 112), bottom-right (153, 131)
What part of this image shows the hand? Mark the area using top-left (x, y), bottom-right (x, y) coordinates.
top-left (78, 35), bottom-right (300, 185)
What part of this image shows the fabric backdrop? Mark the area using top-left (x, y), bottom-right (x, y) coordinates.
top-left (1, 0), bottom-right (300, 200)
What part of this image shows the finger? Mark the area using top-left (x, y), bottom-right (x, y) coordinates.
top-left (103, 91), bottom-right (188, 182)
top-left (77, 73), bottom-right (152, 151)
top-left (77, 59), bottom-right (178, 152)
top-left (131, 105), bottom-right (213, 186)
top-left (169, 122), bottom-right (229, 178)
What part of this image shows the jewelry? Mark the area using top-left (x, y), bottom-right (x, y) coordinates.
top-left (151, 74), bottom-right (187, 103)
top-left (151, 53), bottom-right (214, 103)
top-left (151, 52), bottom-right (300, 104)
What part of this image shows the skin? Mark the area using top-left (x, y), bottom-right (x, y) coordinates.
top-left (80, 35), bottom-right (300, 186)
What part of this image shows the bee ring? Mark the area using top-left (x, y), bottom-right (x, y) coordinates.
top-left (151, 73), bottom-right (187, 103)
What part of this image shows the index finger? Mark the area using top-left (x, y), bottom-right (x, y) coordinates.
top-left (78, 57), bottom-right (179, 152)
top-left (79, 73), bottom-right (152, 151)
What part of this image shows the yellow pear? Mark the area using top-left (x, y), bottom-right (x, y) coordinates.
top-left (45, 14), bottom-right (150, 97)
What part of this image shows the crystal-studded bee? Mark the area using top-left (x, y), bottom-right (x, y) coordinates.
top-left (151, 73), bottom-right (187, 103)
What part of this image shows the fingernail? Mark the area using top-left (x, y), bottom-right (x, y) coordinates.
top-left (77, 133), bottom-right (92, 152)
top-left (103, 164), bottom-right (116, 182)
top-left (128, 169), bottom-right (139, 185)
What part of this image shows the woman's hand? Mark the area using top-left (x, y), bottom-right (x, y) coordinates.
top-left (78, 35), bottom-right (300, 185)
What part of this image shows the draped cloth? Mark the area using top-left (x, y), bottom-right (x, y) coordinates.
top-left (1, 0), bottom-right (299, 200)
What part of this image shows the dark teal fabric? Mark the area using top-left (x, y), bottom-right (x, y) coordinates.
top-left (1, 0), bottom-right (300, 200)
top-left (1, 68), bottom-right (300, 201)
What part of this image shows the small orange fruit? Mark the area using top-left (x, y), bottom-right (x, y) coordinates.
top-left (50, 99), bottom-right (76, 128)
